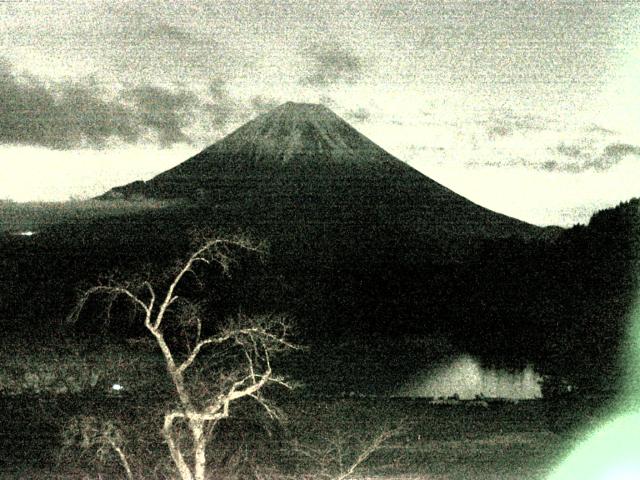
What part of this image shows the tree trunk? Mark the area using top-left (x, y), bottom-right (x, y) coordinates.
top-left (110, 442), bottom-right (134, 480)
top-left (164, 413), bottom-right (194, 480)
top-left (192, 419), bottom-right (207, 480)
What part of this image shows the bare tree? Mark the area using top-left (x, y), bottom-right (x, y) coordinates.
top-left (68, 234), bottom-right (297, 480)
top-left (61, 415), bottom-right (134, 480)
top-left (294, 425), bottom-right (403, 480)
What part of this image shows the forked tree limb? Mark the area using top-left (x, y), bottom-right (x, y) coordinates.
top-left (67, 235), bottom-right (291, 480)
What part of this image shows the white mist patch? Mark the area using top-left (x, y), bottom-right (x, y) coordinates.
top-left (398, 355), bottom-right (542, 400)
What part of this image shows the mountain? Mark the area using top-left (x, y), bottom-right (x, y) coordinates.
top-left (2, 103), bottom-right (636, 394)
top-left (101, 102), bottom-right (544, 261)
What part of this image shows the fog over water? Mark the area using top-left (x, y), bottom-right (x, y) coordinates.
top-left (399, 355), bottom-right (543, 400)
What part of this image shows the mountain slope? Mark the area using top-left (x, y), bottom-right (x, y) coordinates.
top-left (101, 102), bottom-right (544, 260)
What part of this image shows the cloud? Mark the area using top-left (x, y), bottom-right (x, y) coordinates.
top-left (143, 23), bottom-right (194, 43)
top-left (0, 59), bottom-right (253, 149)
top-left (556, 142), bottom-right (583, 158)
top-left (602, 143), bottom-right (640, 158)
top-left (299, 44), bottom-right (363, 87)
top-left (250, 95), bottom-right (280, 115)
top-left (482, 112), bottom-right (550, 140)
top-left (318, 95), bottom-right (338, 108)
top-left (584, 142), bottom-right (640, 171)
top-left (478, 141), bottom-right (640, 173)
top-left (344, 107), bottom-right (371, 122)
top-left (487, 125), bottom-right (511, 139)
top-left (208, 78), bottom-right (228, 99)
top-left (122, 86), bottom-right (198, 147)
top-left (197, 79), bottom-right (251, 136)
top-left (0, 60), bottom-right (137, 149)
top-left (586, 124), bottom-right (616, 135)
top-left (550, 141), bottom-right (640, 172)
top-left (462, 110), bottom-right (640, 174)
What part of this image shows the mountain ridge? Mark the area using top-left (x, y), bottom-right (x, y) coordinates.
top-left (211, 101), bottom-right (382, 164)
top-left (101, 102), bottom-right (545, 255)
top-left (148, 101), bottom-right (410, 182)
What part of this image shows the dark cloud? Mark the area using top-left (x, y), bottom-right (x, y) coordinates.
top-left (300, 44), bottom-right (363, 87)
top-left (468, 156), bottom-right (577, 172)
top-left (0, 58), bottom-right (249, 149)
top-left (556, 143), bottom-right (583, 158)
top-left (0, 60), bottom-right (138, 149)
top-left (586, 124), bottom-right (616, 135)
top-left (602, 143), bottom-right (640, 158)
top-left (548, 142), bottom-right (640, 172)
top-left (318, 95), bottom-right (338, 108)
top-left (487, 125), bottom-right (511, 139)
top-left (540, 160), bottom-right (561, 172)
top-left (249, 95), bottom-right (280, 115)
top-left (143, 23), bottom-right (194, 43)
top-left (199, 79), bottom-right (247, 133)
top-left (550, 141), bottom-right (640, 171)
top-left (476, 113), bottom-right (635, 172)
top-left (97, 11), bottom-right (222, 86)
top-left (122, 86), bottom-right (198, 147)
top-left (483, 112), bottom-right (548, 139)
top-left (201, 99), bottom-right (238, 132)
top-left (208, 78), bottom-right (228, 99)
top-left (344, 107), bottom-right (371, 122)
top-left (580, 142), bottom-right (640, 171)
top-left (467, 140), bottom-right (640, 173)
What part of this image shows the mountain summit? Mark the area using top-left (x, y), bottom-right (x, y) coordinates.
top-left (102, 101), bottom-right (543, 258)
top-left (142, 101), bottom-right (400, 184)
top-left (207, 101), bottom-right (392, 166)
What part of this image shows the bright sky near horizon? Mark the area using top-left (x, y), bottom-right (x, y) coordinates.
top-left (1, 0), bottom-right (639, 226)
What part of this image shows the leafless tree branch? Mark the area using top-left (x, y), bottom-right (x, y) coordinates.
top-left (67, 233), bottom-right (293, 480)
top-left (294, 424), bottom-right (404, 480)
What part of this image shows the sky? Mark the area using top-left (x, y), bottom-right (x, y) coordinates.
top-left (1, 0), bottom-right (639, 226)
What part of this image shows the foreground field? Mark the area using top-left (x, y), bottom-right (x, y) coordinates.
top-left (0, 393), bottom-right (610, 479)
top-left (0, 198), bottom-right (176, 234)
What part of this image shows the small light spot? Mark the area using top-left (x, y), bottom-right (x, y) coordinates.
top-left (112, 383), bottom-right (124, 391)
